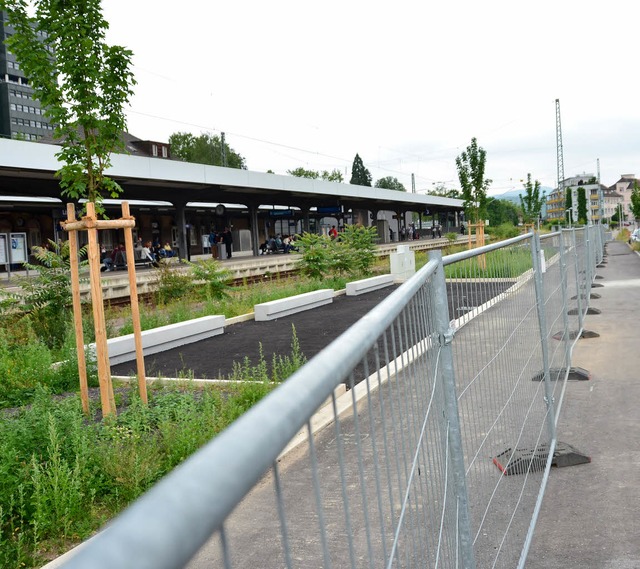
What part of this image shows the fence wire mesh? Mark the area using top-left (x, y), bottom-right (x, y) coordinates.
top-left (60, 228), bottom-right (603, 569)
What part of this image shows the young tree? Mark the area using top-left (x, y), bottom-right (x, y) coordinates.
top-left (455, 137), bottom-right (492, 223)
top-left (375, 176), bottom-right (406, 192)
top-left (1, 0), bottom-right (136, 208)
top-left (577, 187), bottom-right (587, 224)
top-left (169, 132), bottom-right (246, 169)
top-left (565, 189), bottom-right (573, 224)
top-left (630, 181), bottom-right (640, 221)
top-left (519, 173), bottom-right (544, 223)
top-left (349, 153), bottom-right (372, 187)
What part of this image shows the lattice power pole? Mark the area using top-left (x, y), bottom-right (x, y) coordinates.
top-left (556, 99), bottom-right (567, 222)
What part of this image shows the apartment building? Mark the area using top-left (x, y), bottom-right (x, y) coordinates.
top-left (0, 10), bottom-right (54, 141)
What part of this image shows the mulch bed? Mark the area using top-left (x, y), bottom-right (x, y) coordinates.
top-left (112, 286), bottom-right (400, 381)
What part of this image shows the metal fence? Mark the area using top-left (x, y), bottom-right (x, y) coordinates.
top-left (61, 226), bottom-right (605, 569)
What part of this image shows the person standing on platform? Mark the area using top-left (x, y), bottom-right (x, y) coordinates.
top-left (329, 225), bottom-right (338, 239)
top-left (222, 227), bottom-right (233, 259)
top-left (209, 229), bottom-right (218, 258)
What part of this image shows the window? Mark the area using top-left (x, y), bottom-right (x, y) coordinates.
top-left (152, 144), bottom-right (158, 157)
top-left (10, 103), bottom-right (16, 111)
top-left (162, 146), bottom-right (168, 158)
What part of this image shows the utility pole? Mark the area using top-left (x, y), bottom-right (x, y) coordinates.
top-left (556, 99), bottom-right (566, 223)
top-left (411, 173), bottom-right (415, 193)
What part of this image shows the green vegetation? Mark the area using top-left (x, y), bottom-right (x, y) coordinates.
top-left (296, 225), bottom-right (377, 279)
top-left (168, 132), bottom-right (246, 169)
top-left (485, 223), bottom-right (521, 241)
top-left (455, 137), bottom-right (492, 224)
top-left (287, 167), bottom-right (344, 182)
top-left (519, 174), bottom-right (544, 223)
top-left (630, 182), bottom-right (640, 221)
top-left (349, 153), bottom-right (372, 186)
top-left (617, 228), bottom-right (630, 242)
top-left (375, 176), bottom-right (406, 191)
top-left (445, 246), bottom-right (533, 279)
top-left (487, 199), bottom-right (520, 227)
top-left (0, 322), bottom-right (305, 567)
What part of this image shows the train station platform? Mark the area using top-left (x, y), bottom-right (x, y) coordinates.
top-left (1, 235), bottom-right (470, 300)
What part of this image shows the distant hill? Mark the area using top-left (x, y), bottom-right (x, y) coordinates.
top-left (494, 187), bottom-right (554, 204)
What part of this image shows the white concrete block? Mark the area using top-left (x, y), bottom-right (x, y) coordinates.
top-left (104, 315), bottom-right (225, 366)
top-left (346, 274), bottom-right (394, 296)
top-left (254, 289), bottom-right (334, 321)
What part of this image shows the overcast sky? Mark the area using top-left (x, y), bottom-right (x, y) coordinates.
top-left (102, 0), bottom-right (638, 195)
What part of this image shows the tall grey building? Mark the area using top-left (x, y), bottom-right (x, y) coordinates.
top-left (0, 10), bottom-right (54, 141)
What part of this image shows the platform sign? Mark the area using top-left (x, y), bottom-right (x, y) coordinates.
top-left (10, 232), bottom-right (28, 264)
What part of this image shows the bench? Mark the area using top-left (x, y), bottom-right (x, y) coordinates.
top-left (346, 274), bottom-right (395, 296)
top-left (101, 315), bottom-right (225, 366)
top-left (254, 289), bottom-right (334, 321)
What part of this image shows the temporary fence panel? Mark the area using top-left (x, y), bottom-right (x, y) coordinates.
top-left (59, 228), bottom-right (603, 569)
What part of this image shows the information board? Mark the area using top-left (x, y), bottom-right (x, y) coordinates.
top-left (9, 232), bottom-right (28, 264)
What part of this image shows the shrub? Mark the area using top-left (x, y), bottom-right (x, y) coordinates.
top-left (184, 258), bottom-right (232, 302)
top-left (486, 223), bottom-right (520, 240)
top-left (296, 232), bottom-right (333, 279)
top-left (152, 262), bottom-right (194, 304)
top-left (297, 225), bottom-right (377, 279)
top-left (6, 240), bottom-right (85, 350)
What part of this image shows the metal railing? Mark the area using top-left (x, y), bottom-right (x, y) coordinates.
top-left (60, 226), bottom-right (605, 569)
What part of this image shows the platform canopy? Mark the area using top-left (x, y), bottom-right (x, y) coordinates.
top-left (0, 138), bottom-right (463, 217)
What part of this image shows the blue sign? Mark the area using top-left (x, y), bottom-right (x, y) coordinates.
top-left (269, 209), bottom-right (293, 218)
top-left (317, 205), bottom-right (342, 214)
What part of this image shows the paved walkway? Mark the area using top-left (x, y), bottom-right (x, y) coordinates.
top-left (527, 239), bottom-right (640, 568)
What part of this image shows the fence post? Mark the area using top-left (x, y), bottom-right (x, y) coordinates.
top-left (571, 229), bottom-right (585, 334)
top-left (429, 250), bottom-right (476, 569)
top-left (585, 226), bottom-right (593, 291)
top-left (531, 233), bottom-right (557, 441)
top-left (558, 231), bottom-right (572, 374)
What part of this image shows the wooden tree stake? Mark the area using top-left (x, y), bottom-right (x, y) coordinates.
top-left (66, 204), bottom-right (90, 414)
top-left (85, 202), bottom-right (115, 416)
top-left (122, 202), bottom-right (148, 404)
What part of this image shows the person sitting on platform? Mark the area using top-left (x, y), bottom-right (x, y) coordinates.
top-left (163, 242), bottom-right (175, 258)
top-left (112, 243), bottom-right (126, 269)
top-left (142, 241), bottom-right (159, 267)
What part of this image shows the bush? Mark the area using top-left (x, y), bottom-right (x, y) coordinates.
top-left (296, 232), bottom-right (333, 279)
top-left (152, 262), bottom-right (194, 304)
top-left (297, 225), bottom-right (377, 279)
top-left (5, 240), bottom-right (85, 350)
top-left (486, 223), bottom-right (521, 240)
top-left (184, 258), bottom-right (232, 302)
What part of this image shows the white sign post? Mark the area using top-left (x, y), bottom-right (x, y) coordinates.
top-left (0, 233), bottom-right (8, 280)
